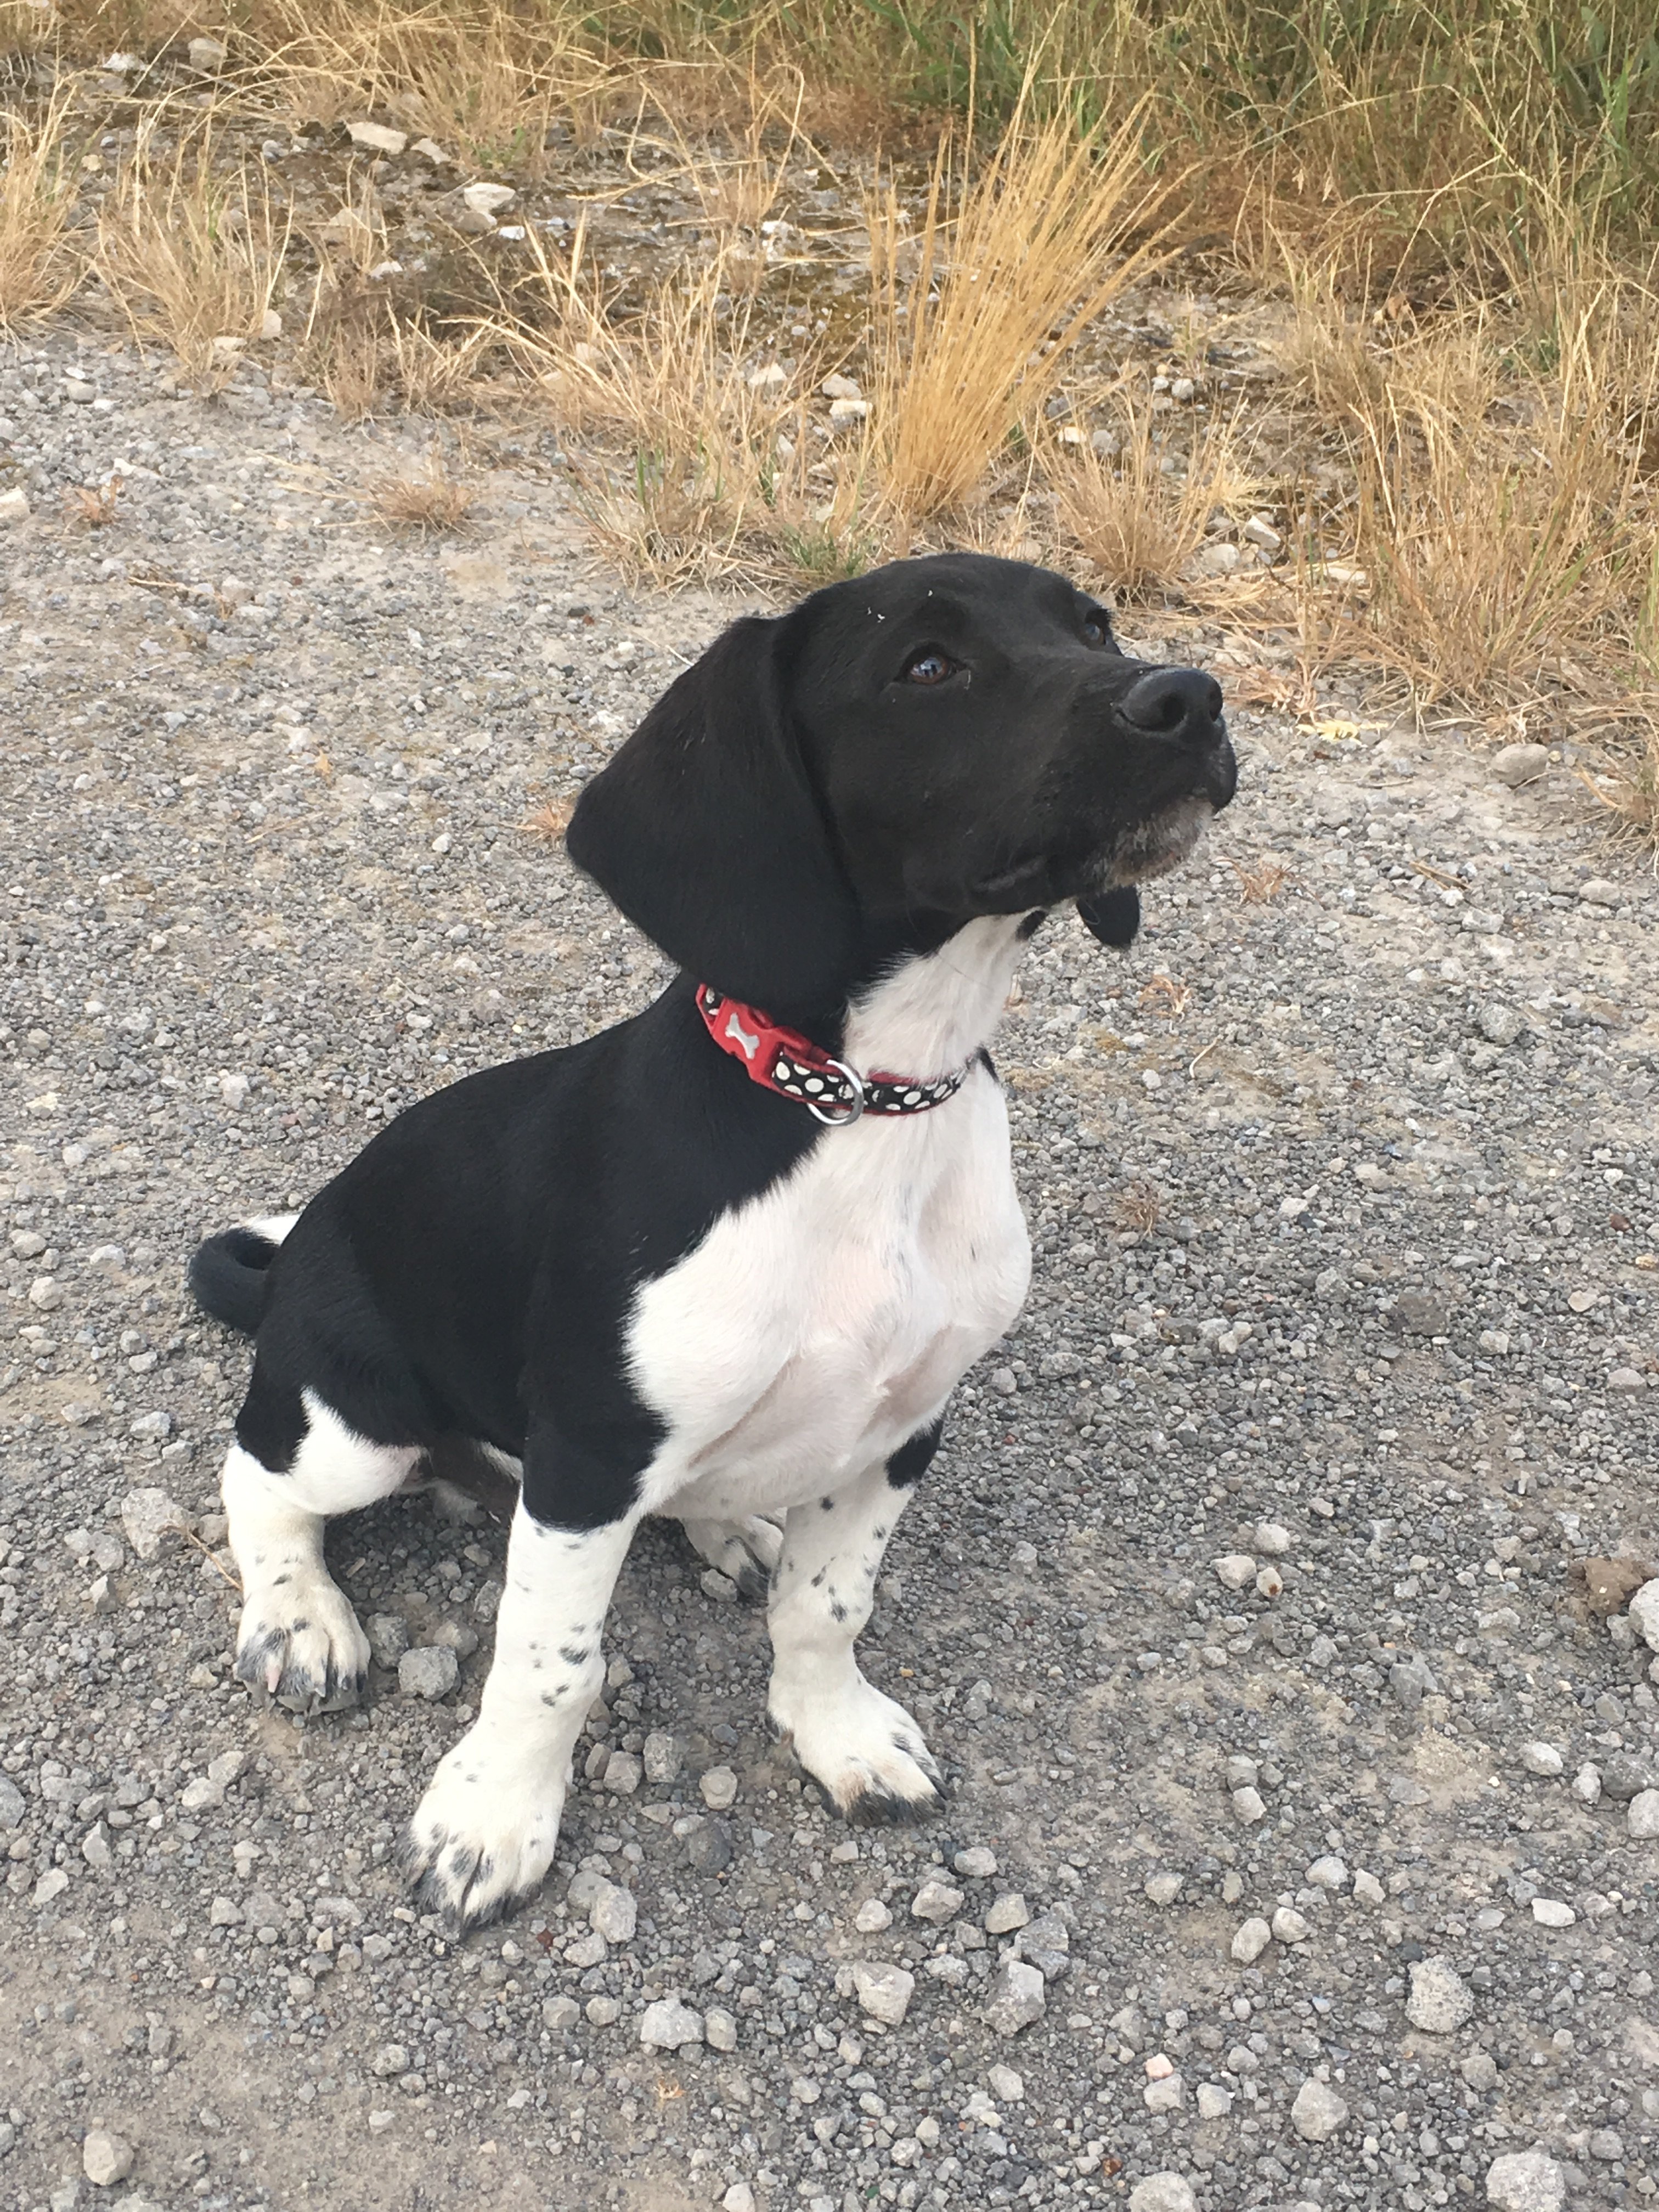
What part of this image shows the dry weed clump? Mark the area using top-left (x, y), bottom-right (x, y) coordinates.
top-left (92, 121), bottom-right (286, 383)
top-left (365, 445), bottom-right (475, 529)
top-left (0, 93), bottom-right (84, 330)
top-left (867, 101), bottom-right (1167, 531)
top-left (1054, 405), bottom-right (1257, 602)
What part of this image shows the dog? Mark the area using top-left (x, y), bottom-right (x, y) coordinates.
top-left (188, 552), bottom-right (1235, 1934)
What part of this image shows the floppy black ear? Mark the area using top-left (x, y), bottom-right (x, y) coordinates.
top-left (565, 613), bottom-right (858, 1014)
top-left (1076, 886), bottom-right (1141, 947)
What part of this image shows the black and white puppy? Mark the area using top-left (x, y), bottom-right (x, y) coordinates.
top-left (188, 552), bottom-right (1235, 1934)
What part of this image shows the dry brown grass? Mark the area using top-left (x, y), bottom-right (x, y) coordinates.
top-left (62, 474), bottom-right (125, 528)
top-left (365, 445), bottom-right (475, 529)
top-left (92, 120), bottom-right (286, 385)
top-left (0, 92), bottom-right (84, 331)
top-left (1115, 1184), bottom-right (1165, 1233)
top-left (1229, 856), bottom-right (1291, 902)
top-left (866, 100), bottom-right (1169, 531)
top-left (1054, 403), bottom-right (1258, 602)
top-left (520, 793), bottom-right (575, 842)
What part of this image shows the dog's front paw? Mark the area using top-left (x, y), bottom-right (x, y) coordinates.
top-left (234, 1573), bottom-right (369, 1715)
top-left (770, 1673), bottom-right (944, 1825)
top-left (401, 1728), bottom-right (565, 1935)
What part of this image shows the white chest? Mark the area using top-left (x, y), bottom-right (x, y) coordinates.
top-left (627, 918), bottom-right (1035, 1521)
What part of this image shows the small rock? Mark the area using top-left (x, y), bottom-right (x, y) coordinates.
top-left (1485, 2149), bottom-right (1567, 2212)
top-left (589, 1880), bottom-right (636, 1945)
top-left (855, 1898), bottom-right (892, 1933)
top-left (585, 1995), bottom-right (620, 2027)
top-left (911, 1878), bottom-right (963, 1923)
top-left (852, 1962), bottom-right (915, 2026)
top-left (1223, 1754), bottom-right (1258, 1790)
top-left (821, 373), bottom-right (861, 400)
top-left (0, 1774), bottom-right (26, 1829)
top-left (1520, 1742), bottom-right (1564, 1776)
top-left (1578, 877), bottom-right (1620, 906)
top-left (684, 1817), bottom-right (733, 1874)
top-left (120, 1487), bottom-right (188, 1560)
top-left (983, 1956), bottom-right (1046, 2036)
top-left (1462, 2051), bottom-right (1499, 2092)
top-left (1231, 1917), bottom-right (1271, 1964)
top-left (82, 1821), bottom-right (112, 1871)
top-left (219, 1070), bottom-right (250, 1110)
top-left (984, 1892), bottom-right (1029, 1934)
top-left (1477, 1003), bottom-right (1523, 1047)
top-left (639, 1999), bottom-right (702, 2050)
top-left (1406, 1956), bottom-right (1475, 2034)
top-left (1196, 2083), bottom-right (1234, 2118)
top-left (953, 1845), bottom-right (997, 1878)
top-left (371, 2043), bottom-right (409, 2076)
top-left (1587, 2129), bottom-right (1624, 2161)
top-left (0, 487), bottom-right (31, 526)
top-left (33, 1866), bottom-right (69, 1906)
top-left (1530, 1898), bottom-right (1575, 1928)
top-left (1489, 742), bottom-right (1550, 787)
top-left (129, 1409), bottom-right (172, 1441)
top-left (1306, 1855), bottom-right (1348, 1890)
top-left (642, 1731), bottom-right (681, 1785)
top-left (1626, 1789), bottom-right (1659, 1839)
top-left (1143, 1871), bottom-right (1182, 1906)
top-left (987, 2064), bottom-right (1024, 2101)
top-left (1271, 1906), bottom-right (1310, 1943)
top-left (1291, 2080), bottom-right (1348, 2142)
top-left (1129, 2174), bottom-right (1198, 2212)
top-left (705, 2007), bottom-right (738, 2052)
top-left (1253, 1521), bottom-right (1291, 1556)
top-left (1231, 1786), bottom-right (1266, 1824)
top-left (1144, 2073), bottom-right (1184, 2113)
top-left (29, 1275), bottom-right (62, 1310)
top-left (699, 1764), bottom-right (738, 1811)
top-left (348, 121), bottom-right (408, 155)
top-left (366, 1614), bottom-right (410, 1666)
top-left (723, 2185), bottom-right (756, 2212)
top-left (179, 1775), bottom-right (223, 1813)
top-left (83, 2130), bottom-right (135, 2185)
top-left (601, 1750), bottom-right (642, 1795)
top-left (1628, 1577), bottom-right (1659, 1652)
top-left (462, 182), bottom-right (517, 218)
top-left (397, 1646), bottom-right (459, 1700)
top-left (188, 34), bottom-right (228, 67)
top-left (1242, 512), bottom-right (1282, 553)
top-left (1571, 1762), bottom-right (1602, 1805)
top-left (542, 1996), bottom-right (579, 2031)
top-left (1214, 1553), bottom-right (1256, 1590)
top-left (1352, 1867), bottom-right (1385, 1905)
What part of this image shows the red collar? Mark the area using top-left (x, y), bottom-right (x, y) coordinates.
top-left (696, 985), bottom-right (972, 1124)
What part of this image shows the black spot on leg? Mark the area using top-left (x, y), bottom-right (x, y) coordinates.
top-left (820, 1497), bottom-right (836, 1512)
top-left (540, 1689), bottom-right (567, 1708)
top-left (887, 1414), bottom-right (945, 1491)
top-left (831, 1601), bottom-right (848, 1624)
top-left (558, 1645), bottom-right (590, 1667)
top-left (810, 1568), bottom-right (827, 1588)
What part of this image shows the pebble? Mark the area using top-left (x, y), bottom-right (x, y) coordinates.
top-left (984, 1892), bottom-right (1029, 1934)
top-left (1353, 1868), bottom-right (1385, 1904)
top-left (983, 1957), bottom-right (1046, 2036)
top-left (348, 121), bottom-right (408, 156)
top-left (854, 1898), bottom-right (891, 1933)
top-left (0, 486), bottom-right (30, 525)
top-left (1406, 1956), bottom-right (1475, 2033)
top-left (1520, 1741), bottom-right (1564, 1776)
top-left (462, 182), bottom-right (517, 217)
top-left (1485, 2149), bottom-right (1567, 2212)
top-left (642, 1730), bottom-right (681, 1785)
top-left (1290, 2079), bottom-right (1348, 2141)
top-left (1477, 1002), bottom-right (1524, 1047)
top-left (1230, 1917), bottom-right (1271, 1963)
top-left (723, 2186), bottom-right (756, 2212)
top-left (1254, 1564), bottom-right (1284, 1599)
top-left (911, 1878), bottom-right (964, 1923)
top-left (1214, 1553), bottom-right (1256, 1590)
top-left (705, 2007), bottom-right (738, 2053)
top-left (638, 1999), bottom-right (703, 2050)
top-left (1306, 1854), bottom-right (1348, 1889)
top-left (1143, 2073), bottom-right (1184, 2113)
top-left (1462, 2051), bottom-right (1500, 2091)
top-left (601, 1749), bottom-right (642, 1795)
top-left (953, 1846), bottom-right (997, 1878)
top-left (1271, 1906), bottom-right (1310, 1943)
top-left (397, 1646), bottom-right (459, 1700)
top-left (1231, 1786), bottom-right (1266, 1824)
top-left (120, 1487), bottom-right (188, 1561)
top-left (1143, 1871), bottom-right (1183, 1906)
top-left (82, 2130), bottom-right (135, 2185)
top-left (1196, 2083), bottom-right (1233, 2118)
top-left (986, 2064), bottom-right (1024, 2101)
top-left (1572, 1762), bottom-right (1603, 1805)
top-left (684, 1818), bottom-right (733, 1873)
top-left (851, 1962), bottom-right (914, 2027)
top-left (1252, 1521), bottom-right (1291, 1555)
top-left (542, 1996), bottom-right (579, 2031)
top-left (699, 1765), bottom-right (738, 1811)
top-left (1628, 1578), bottom-right (1659, 1652)
top-left (1128, 2177), bottom-right (1197, 2212)
top-left (1489, 741), bottom-right (1551, 787)
top-left (1626, 1789), bottom-right (1659, 1839)
top-left (585, 1996), bottom-right (621, 2027)
top-left (1530, 1898), bottom-right (1575, 1928)
top-left (0, 1775), bottom-right (25, 1830)
top-left (589, 1880), bottom-right (637, 1944)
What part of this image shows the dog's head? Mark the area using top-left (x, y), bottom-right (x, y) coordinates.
top-left (568, 552), bottom-right (1235, 1017)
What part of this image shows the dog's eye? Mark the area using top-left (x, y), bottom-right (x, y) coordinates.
top-left (1082, 614), bottom-right (1109, 647)
top-left (902, 648), bottom-right (956, 686)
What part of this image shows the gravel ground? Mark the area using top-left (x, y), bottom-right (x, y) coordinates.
top-left (2, 331), bottom-right (1658, 2212)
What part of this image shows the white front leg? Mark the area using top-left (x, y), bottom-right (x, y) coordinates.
top-left (766, 1462), bottom-right (941, 1821)
top-left (403, 1503), bottom-right (637, 1933)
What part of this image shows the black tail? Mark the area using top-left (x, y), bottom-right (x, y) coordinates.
top-left (188, 1225), bottom-right (285, 1336)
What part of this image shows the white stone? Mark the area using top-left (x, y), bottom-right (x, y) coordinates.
top-left (984, 1892), bottom-right (1029, 1934)
top-left (1626, 1788), bottom-right (1659, 1839)
top-left (1530, 1898), bottom-right (1575, 1928)
top-left (953, 1846), bottom-right (998, 1878)
top-left (1143, 2073), bottom-right (1184, 2113)
top-left (639, 1999), bottom-right (702, 2050)
top-left (1485, 2150), bottom-right (1567, 2212)
top-left (1231, 1786), bottom-right (1266, 1824)
top-left (1572, 1762), bottom-right (1603, 1806)
top-left (349, 121), bottom-right (408, 156)
top-left (1128, 2176), bottom-right (1197, 2212)
top-left (83, 2130), bottom-right (136, 2185)
top-left (589, 1880), bottom-right (637, 1944)
top-left (601, 1750), bottom-right (642, 1795)
top-left (1352, 1868), bottom-right (1385, 1904)
top-left (1196, 2083), bottom-right (1233, 2119)
top-left (723, 2187), bottom-right (757, 2212)
top-left (1214, 1553), bottom-right (1256, 1590)
top-left (462, 182), bottom-right (517, 217)
top-left (1271, 1906), bottom-right (1311, 1944)
top-left (854, 1898), bottom-right (892, 1933)
top-left (1291, 2079), bottom-right (1348, 2142)
top-left (0, 487), bottom-right (31, 526)
top-left (1143, 1871), bottom-right (1183, 1906)
top-left (1253, 1521), bottom-right (1291, 1555)
top-left (699, 1764), bottom-right (738, 1810)
top-left (1520, 1741), bottom-right (1564, 1776)
top-left (1628, 1577), bottom-right (1659, 1653)
top-left (911, 1878), bottom-right (964, 1923)
top-left (1489, 741), bottom-right (1550, 787)
top-left (706, 2007), bottom-right (738, 2052)
top-left (219, 1070), bottom-right (250, 1109)
top-left (1230, 1917), bottom-right (1271, 1963)
top-left (188, 35), bottom-right (227, 68)
top-left (397, 1646), bottom-right (459, 1699)
top-left (852, 1962), bottom-right (915, 2026)
top-left (121, 1487), bottom-right (188, 1559)
top-left (986, 2064), bottom-right (1024, 2101)
top-left (1406, 1956), bottom-right (1474, 2034)
top-left (820, 373), bottom-right (861, 400)
top-left (1306, 1855), bottom-right (1348, 1891)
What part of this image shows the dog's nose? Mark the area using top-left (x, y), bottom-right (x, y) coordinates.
top-left (1120, 667), bottom-right (1224, 741)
